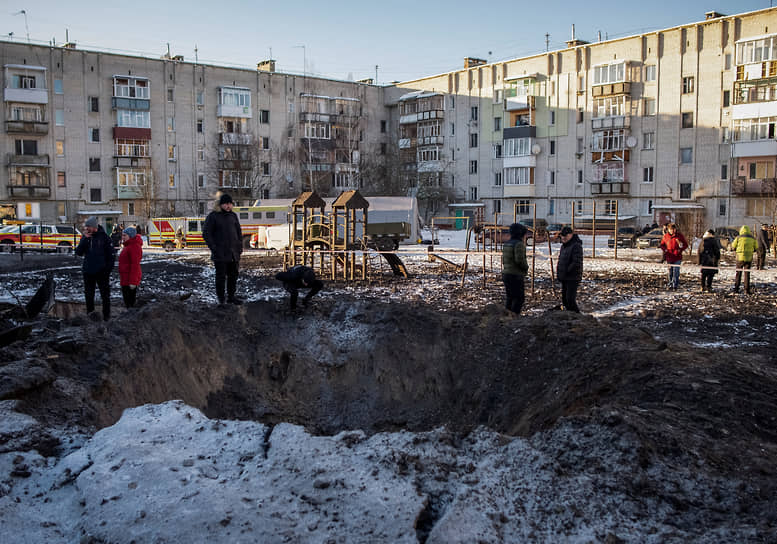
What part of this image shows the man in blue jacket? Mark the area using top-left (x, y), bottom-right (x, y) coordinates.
top-left (75, 216), bottom-right (115, 320)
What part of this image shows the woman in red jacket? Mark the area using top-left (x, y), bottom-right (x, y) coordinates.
top-left (659, 223), bottom-right (688, 290)
top-left (118, 226), bottom-right (143, 308)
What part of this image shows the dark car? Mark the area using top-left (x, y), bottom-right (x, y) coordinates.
top-left (637, 228), bottom-right (664, 249)
top-left (714, 227), bottom-right (740, 249)
top-left (518, 218), bottom-right (549, 245)
top-left (546, 223), bottom-right (567, 243)
top-left (608, 227), bottom-right (641, 248)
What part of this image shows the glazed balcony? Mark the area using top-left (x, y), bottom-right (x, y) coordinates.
top-left (731, 177), bottom-right (777, 195)
top-left (6, 120), bottom-right (48, 134)
top-left (590, 181), bottom-right (630, 195)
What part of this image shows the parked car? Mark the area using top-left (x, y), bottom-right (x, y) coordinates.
top-left (546, 223), bottom-right (567, 243)
top-left (637, 228), bottom-right (665, 249)
top-left (608, 227), bottom-right (641, 248)
top-left (518, 218), bottom-right (549, 245)
top-left (0, 223), bottom-right (81, 252)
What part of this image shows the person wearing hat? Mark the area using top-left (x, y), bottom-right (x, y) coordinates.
top-left (501, 223), bottom-right (529, 314)
top-left (556, 226), bottom-right (583, 312)
top-left (731, 225), bottom-right (758, 294)
top-left (118, 227), bottom-right (143, 308)
top-left (203, 193), bottom-right (243, 304)
top-left (697, 229), bottom-right (721, 292)
top-left (659, 223), bottom-right (688, 290)
top-left (75, 216), bottom-right (115, 320)
top-left (275, 265), bottom-right (323, 310)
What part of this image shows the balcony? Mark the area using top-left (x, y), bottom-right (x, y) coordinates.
top-left (733, 76), bottom-right (777, 106)
top-left (4, 87), bottom-right (48, 104)
top-left (218, 159), bottom-right (253, 170)
top-left (398, 138), bottom-right (416, 149)
top-left (590, 181), bottom-right (630, 195)
top-left (8, 182), bottom-right (51, 198)
top-left (418, 160), bottom-right (443, 173)
top-left (503, 184), bottom-right (535, 198)
top-left (731, 177), bottom-right (777, 195)
top-left (219, 133), bottom-right (253, 145)
top-left (591, 82), bottom-right (632, 97)
top-left (503, 155), bottom-right (536, 168)
top-left (592, 116), bottom-right (630, 130)
top-left (300, 112), bottom-right (331, 123)
top-left (116, 184), bottom-right (145, 200)
top-left (399, 113), bottom-right (418, 125)
top-left (217, 104), bottom-right (252, 119)
top-left (416, 109), bottom-right (444, 121)
top-left (503, 126), bottom-right (536, 139)
top-left (417, 135), bottom-right (443, 146)
top-left (591, 150), bottom-right (630, 162)
top-left (114, 156), bottom-right (151, 168)
top-left (113, 127), bottom-right (152, 140)
top-left (6, 153), bottom-right (50, 167)
top-left (5, 120), bottom-right (48, 134)
top-left (505, 95), bottom-right (535, 112)
top-left (111, 97), bottom-right (150, 111)
top-left (732, 139), bottom-right (777, 158)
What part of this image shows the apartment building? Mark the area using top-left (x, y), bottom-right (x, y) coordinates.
top-left (1, 45), bottom-right (388, 228)
top-left (1, 6), bottom-right (776, 234)
top-left (388, 7), bottom-right (777, 234)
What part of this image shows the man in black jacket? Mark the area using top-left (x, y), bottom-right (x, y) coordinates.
top-left (756, 224), bottom-right (770, 270)
top-left (275, 265), bottom-right (323, 310)
top-left (556, 226), bottom-right (583, 313)
top-left (75, 216), bottom-right (115, 320)
top-left (203, 193), bottom-right (243, 304)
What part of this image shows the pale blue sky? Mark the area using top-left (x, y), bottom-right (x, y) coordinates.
top-left (1, 0), bottom-right (771, 83)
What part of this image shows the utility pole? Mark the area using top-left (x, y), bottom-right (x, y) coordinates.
top-left (545, 33), bottom-right (550, 52)
top-left (375, 65), bottom-right (378, 85)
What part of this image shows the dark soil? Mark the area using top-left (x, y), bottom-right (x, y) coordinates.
top-left (1, 251), bottom-right (776, 527)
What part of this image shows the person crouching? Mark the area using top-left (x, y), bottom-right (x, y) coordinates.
top-left (275, 265), bottom-right (323, 310)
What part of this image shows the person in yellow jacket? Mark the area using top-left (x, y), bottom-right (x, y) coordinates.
top-left (730, 225), bottom-right (758, 294)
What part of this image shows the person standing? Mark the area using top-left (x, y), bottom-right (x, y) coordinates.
top-left (75, 216), bottom-right (115, 320)
top-left (501, 223), bottom-right (529, 314)
top-left (556, 226), bottom-right (583, 312)
top-left (175, 226), bottom-right (186, 250)
top-left (659, 223), bottom-right (688, 289)
top-left (731, 225), bottom-right (758, 294)
top-left (275, 265), bottom-right (323, 310)
top-left (698, 229), bottom-right (721, 292)
top-left (203, 193), bottom-right (243, 304)
top-left (756, 224), bottom-right (770, 270)
top-left (118, 226), bottom-right (143, 308)
top-left (110, 224), bottom-right (122, 251)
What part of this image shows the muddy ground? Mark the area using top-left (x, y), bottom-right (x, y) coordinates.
top-left (1, 250), bottom-right (777, 538)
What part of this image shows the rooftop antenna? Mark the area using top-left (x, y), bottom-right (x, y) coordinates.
top-left (194, 44), bottom-right (198, 63)
top-left (13, 10), bottom-right (29, 43)
top-left (545, 33), bottom-right (550, 52)
top-left (7, 32), bottom-right (13, 41)
top-left (375, 64), bottom-right (378, 84)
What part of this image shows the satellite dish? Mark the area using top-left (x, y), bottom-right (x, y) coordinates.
top-left (626, 136), bottom-right (637, 148)
top-left (531, 144), bottom-right (542, 155)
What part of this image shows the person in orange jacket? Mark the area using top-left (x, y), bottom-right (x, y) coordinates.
top-left (659, 223), bottom-right (688, 290)
top-left (118, 226), bottom-right (143, 308)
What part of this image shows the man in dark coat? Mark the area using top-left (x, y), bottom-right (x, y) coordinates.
top-left (75, 216), bottom-right (115, 320)
top-left (756, 224), bottom-right (770, 270)
top-left (203, 193), bottom-right (243, 304)
top-left (275, 265), bottom-right (323, 309)
top-left (501, 223), bottom-right (529, 314)
top-left (556, 226), bottom-right (583, 313)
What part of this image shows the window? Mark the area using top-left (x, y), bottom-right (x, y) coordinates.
top-left (448, 96), bottom-right (455, 109)
top-left (167, 88), bottom-right (174, 102)
top-left (89, 158), bottom-right (100, 171)
top-left (723, 90), bottom-right (730, 107)
top-left (643, 166), bottom-right (654, 182)
top-left (644, 199), bottom-right (653, 215)
top-left (682, 76), bottom-right (694, 94)
top-left (167, 117), bottom-right (175, 132)
top-left (470, 106), bottom-right (478, 121)
top-left (593, 61), bottom-right (626, 84)
top-left (494, 117), bottom-right (501, 131)
top-left (469, 187), bottom-right (478, 200)
top-left (262, 162), bottom-right (270, 176)
top-left (721, 164), bottom-right (728, 180)
top-left (645, 65), bottom-right (656, 82)
top-left (549, 110), bottom-right (555, 125)
top-left (197, 119), bottom-right (203, 133)
top-left (722, 127), bottom-right (730, 143)
top-left (380, 120), bottom-right (387, 133)
top-left (576, 138), bottom-right (584, 154)
top-left (494, 200), bottom-right (502, 214)
top-left (128, 202), bottom-right (135, 216)
top-left (494, 172), bottom-right (502, 186)
top-left (505, 167), bottom-right (533, 185)
top-left (15, 75), bottom-right (36, 89)
top-left (494, 89), bottom-right (503, 103)
top-left (116, 110), bottom-right (150, 128)
top-left (89, 128), bottom-right (100, 143)
top-left (450, 123), bottom-right (455, 136)
top-left (578, 75), bottom-right (585, 91)
top-left (469, 160), bottom-right (478, 174)
top-left (469, 133), bottom-right (478, 148)
top-left (679, 183), bottom-right (692, 199)
top-left (55, 109), bottom-right (64, 126)
top-left (593, 96), bottom-right (628, 118)
top-left (577, 107), bottom-right (584, 124)
top-left (549, 171), bottom-right (555, 185)
top-left (57, 172), bottom-right (66, 187)
top-left (56, 140), bottom-right (64, 156)
top-left (260, 110), bottom-right (270, 123)
top-left (604, 200), bottom-right (617, 215)
top-left (680, 148), bottom-right (693, 164)
top-left (549, 140), bottom-right (556, 155)
top-left (15, 140), bottom-right (38, 155)
top-left (643, 132), bottom-right (655, 149)
top-left (54, 79), bottom-right (63, 94)
top-left (196, 91), bottom-right (204, 105)
top-left (117, 169), bottom-right (146, 187)
top-left (577, 170), bottom-right (583, 184)
top-left (89, 97), bottom-right (99, 112)
top-left (288, 101), bottom-right (295, 113)
top-left (682, 112), bottom-right (694, 128)
top-left (643, 98), bottom-right (656, 116)
top-left (90, 188), bottom-right (101, 202)
top-left (261, 137), bottom-right (270, 150)
top-left (418, 147), bottom-right (439, 161)
top-left (548, 199), bottom-right (555, 216)
top-left (576, 200), bottom-right (584, 214)
top-left (168, 145), bottom-right (176, 161)
top-left (516, 200), bottom-right (531, 214)
top-left (198, 174), bottom-right (205, 188)
top-left (719, 200), bottom-right (726, 217)
top-left (197, 146), bottom-right (205, 161)
top-left (113, 77), bottom-right (149, 99)
top-left (503, 138), bottom-right (533, 156)
top-left (451, 149), bottom-right (455, 160)
top-left (304, 123), bottom-right (330, 139)
top-left (169, 174), bottom-right (176, 188)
